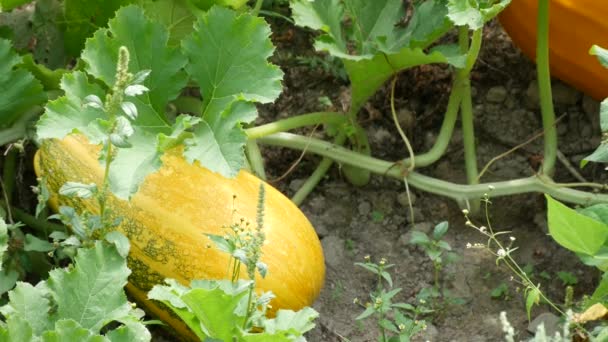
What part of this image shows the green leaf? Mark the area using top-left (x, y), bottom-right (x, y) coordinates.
top-left (590, 45), bottom-right (608, 69)
top-left (0, 0), bottom-right (33, 11)
top-left (46, 241), bottom-right (132, 331)
top-left (525, 287), bottom-right (540, 321)
top-left (24, 234), bottom-right (55, 252)
top-left (62, 0), bottom-right (134, 57)
top-left (37, 71), bottom-right (108, 143)
top-left (344, 47), bottom-right (465, 112)
top-left (59, 182), bottom-right (98, 199)
top-left (182, 6), bottom-right (283, 118)
top-left (148, 280), bottom-right (207, 340)
top-left (578, 203), bottom-right (608, 226)
top-left (104, 231), bottom-right (131, 258)
top-left (582, 99), bottom-right (608, 167)
top-left (257, 307), bottom-right (319, 337)
top-left (446, 0), bottom-right (511, 30)
top-left (138, 0), bottom-right (195, 47)
top-left (432, 221), bottom-right (449, 240)
top-left (409, 231), bottom-right (431, 246)
top-left (81, 5), bottom-right (188, 114)
top-left (180, 285), bottom-right (248, 340)
top-left (546, 195), bottom-right (608, 255)
top-left (0, 38), bottom-right (46, 128)
top-left (41, 319), bottom-right (106, 342)
top-left (184, 101), bottom-right (257, 178)
top-left (0, 282), bottom-right (53, 335)
top-left (0, 268), bottom-right (18, 295)
top-left (290, 0), bottom-right (346, 53)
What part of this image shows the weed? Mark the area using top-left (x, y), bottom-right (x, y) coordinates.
top-left (354, 256), bottom-right (430, 342)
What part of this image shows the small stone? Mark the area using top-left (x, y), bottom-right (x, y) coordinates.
top-left (485, 86), bottom-right (508, 103)
top-left (358, 201), bottom-right (371, 216)
top-left (552, 82), bottom-right (581, 105)
top-left (321, 235), bottom-right (345, 268)
top-left (528, 312), bottom-right (561, 336)
top-left (397, 108), bottom-right (415, 133)
top-left (525, 80), bottom-right (540, 109)
top-left (397, 191), bottom-right (417, 207)
top-left (412, 222), bottom-right (434, 234)
top-left (371, 127), bottom-right (393, 144)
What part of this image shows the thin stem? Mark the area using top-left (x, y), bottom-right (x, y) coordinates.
top-left (245, 140), bottom-right (267, 180)
top-left (390, 76), bottom-right (415, 171)
top-left (402, 69), bottom-right (465, 168)
top-left (460, 28), bottom-right (481, 187)
top-left (536, 0), bottom-right (557, 176)
top-left (243, 284), bottom-right (254, 329)
top-left (291, 132), bottom-right (347, 205)
top-left (258, 132), bottom-right (608, 206)
top-left (2, 148), bottom-right (17, 207)
top-left (252, 0), bottom-right (264, 16)
top-left (2, 203), bottom-right (66, 233)
top-left (245, 112), bottom-right (346, 139)
top-left (98, 141), bottom-right (114, 222)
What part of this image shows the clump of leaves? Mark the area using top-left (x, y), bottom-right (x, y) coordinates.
top-left (0, 233), bottom-right (151, 341)
top-left (354, 256), bottom-right (431, 342)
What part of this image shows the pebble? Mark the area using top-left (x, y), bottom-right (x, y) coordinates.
top-left (321, 235), bottom-right (345, 267)
top-left (528, 312), bottom-right (561, 336)
top-left (397, 191), bottom-right (417, 207)
top-left (357, 201), bottom-right (371, 216)
top-left (485, 86), bottom-right (508, 103)
top-left (525, 80), bottom-right (539, 109)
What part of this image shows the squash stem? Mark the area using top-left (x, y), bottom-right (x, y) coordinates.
top-left (245, 112), bottom-right (346, 139)
top-left (245, 140), bottom-right (267, 180)
top-left (459, 28), bottom-right (483, 213)
top-left (252, 0), bottom-right (264, 16)
top-left (291, 132), bottom-right (346, 205)
top-left (536, 0), bottom-right (557, 176)
top-left (258, 132), bottom-right (608, 206)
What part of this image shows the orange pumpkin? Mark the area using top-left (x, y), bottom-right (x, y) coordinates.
top-left (499, 0), bottom-right (608, 100)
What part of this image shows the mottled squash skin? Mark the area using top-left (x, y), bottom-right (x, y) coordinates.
top-left (34, 135), bottom-right (325, 340)
top-left (499, 0), bottom-right (608, 100)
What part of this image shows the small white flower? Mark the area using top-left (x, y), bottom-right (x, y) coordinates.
top-left (462, 209), bottom-right (469, 215)
top-left (497, 248), bottom-right (507, 257)
top-left (479, 226), bottom-right (487, 233)
top-left (488, 185), bottom-right (496, 191)
top-left (509, 236), bottom-right (516, 241)
top-left (466, 243), bottom-right (472, 249)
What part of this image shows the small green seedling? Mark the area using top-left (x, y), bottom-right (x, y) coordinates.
top-left (409, 221), bottom-right (459, 290)
top-left (354, 256), bottom-right (430, 342)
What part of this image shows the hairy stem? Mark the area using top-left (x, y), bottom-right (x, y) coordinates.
top-left (258, 132), bottom-right (608, 206)
top-left (536, 0), bottom-right (557, 176)
top-left (291, 133), bottom-right (347, 205)
top-left (245, 140), bottom-right (267, 180)
top-left (246, 112), bottom-right (346, 138)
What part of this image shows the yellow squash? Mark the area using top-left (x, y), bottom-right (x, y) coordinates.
top-left (499, 0), bottom-right (608, 100)
top-left (34, 135), bottom-right (325, 340)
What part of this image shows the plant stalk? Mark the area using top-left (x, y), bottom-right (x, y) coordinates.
top-left (245, 112), bottom-right (346, 139)
top-left (536, 0), bottom-right (557, 176)
top-left (258, 132), bottom-right (608, 206)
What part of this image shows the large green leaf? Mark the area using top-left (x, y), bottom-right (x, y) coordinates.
top-left (46, 241), bottom-right (132, 331)
top-left (182, 6), bottom-right (283, 118)
top-left (546, 195), bottom-right (608, 256)
top-left (82, 5), bottom-right (187, 114)
top-left (0, 38), bottom-right (46, 128)
top-left (137, 0), bottom-right (195, 47)
top-left (181, 6), bottom-right (283, 177)
top-left (0, 282), bottom-right (53, 335)
top-left (41, 319), bottom-right (107, 342)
